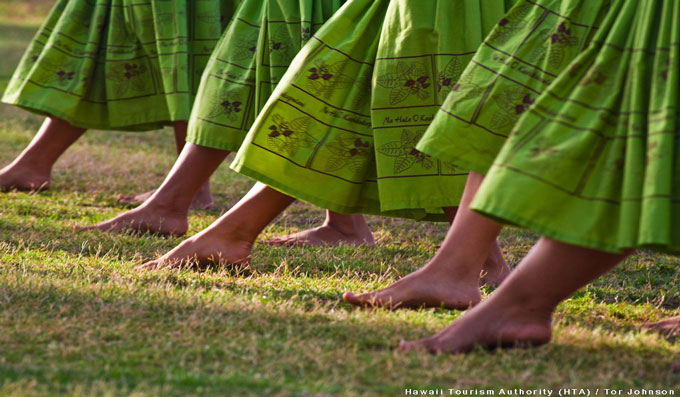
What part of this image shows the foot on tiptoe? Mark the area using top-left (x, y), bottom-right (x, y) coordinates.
top-left (398, 303), bottom-right (552, 354)
top-left (343, 267), bottom-right (482, 310)
top-left (263, 224), bottom-right (376, 247)
top-left (117, 188), bottom-right (214, 210)
top-left (136, 228), bottom-right (252, 270)
top-left (643, 315), bottom-right (680, 338)
top-left (75, 204), bottom-right (189, 236)
top-left (0, 165), bottom-right (51, 192)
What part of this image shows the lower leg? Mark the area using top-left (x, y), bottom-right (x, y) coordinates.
top-left (344, 172), bottom-right (507, 309)
top-left (400, 238), bottom-right (631, 354)
top-left (80, 143), bottom-right (228, 235)
top-left (0, 117), bottom-right (86, 191)
top-left (265, 210), bottom-right (375, 247)
top-left (138, 183), bottom-right (296, 269)
top-left (443, 206), bottom-right (509, 286)
top-left (118, 121), bottom-right (214, 208)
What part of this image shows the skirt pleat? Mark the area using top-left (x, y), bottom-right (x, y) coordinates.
top-left (416, 0), bottom-right (612, 174)
top-left (469, 0), bottom-right (680, 253)
top-left (186, 0), bottom-right (345, 152)
top-left (2, 0), bottom-right (240, 131)
top-left (231, 0), bottom-right (514, 221)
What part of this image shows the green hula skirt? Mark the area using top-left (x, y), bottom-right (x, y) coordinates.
top-left (469, 0), bottom-right (680, 254)
top-left (231, 0), bottom-right (514, 221)
top-left (2, 0), bottom-right (240, 131)
top-left (186, 0), bottom-right (345, 152)
top-left (417, 0), bottom-right (612, 175)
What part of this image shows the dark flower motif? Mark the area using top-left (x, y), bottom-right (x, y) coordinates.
top-left (308, 65), bottom-right (334, 81)
top-left (378, 129), bottom-right (434, 174)
top-left (206, 91), bottom-right (243, 122)
top-left (106, 62), bottom-right (149, 96)
top-left (514, 94), bottom-right (535, 115)
top-left (56, 70), bottom-right (75, 82)
top-left (301, 26), bottom-right (311, 42)
top-left (437, 57), bottom-right (463, 97)
top-left (490, 87), bottom-right (535, 129)
top-left (376, 61), bottom-right (431, 105)
top-left (488, 4), bottom-right (532, 45)
top-left (305, 60), bottom-right (353, 99)
top-left (268, 28), bottom-right (293, 61)
top-left (265, 114), bottom-right (316, 156)
top-left (532, 22), bottom-right (580, 69)
top-left (325, 134), bottom-right (371, 174)
top-left (445, 68), bottom-right (484, 111)
top-left (233, 30), bottom-right (259, 61)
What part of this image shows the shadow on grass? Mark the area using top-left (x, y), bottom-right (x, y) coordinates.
top-left (1, 281), bottom-right (680, 394)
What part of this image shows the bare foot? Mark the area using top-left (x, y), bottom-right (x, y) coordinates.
top-left (398, 303), bottom-right (552, 354)
top-left (137, 227), bottom-right (252, 270)
top-left (264, 224), bottom-right (375, 247)
top-left (343, 267), bottom-right (482, 310)
top-left (0, 165), bottom-right (51, 192)
top-left (481, 243), bottom-right (511, 287)
top-left (76, 203), bottom-right (189, 236)
top-left (643, 315), bottom-right (680, 338)
top-left (117, 187), bottom-right (214, 210)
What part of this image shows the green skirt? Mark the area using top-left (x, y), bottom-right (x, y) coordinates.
top-left (186, 0), bottom-right (345, 152)
top-left (470, 0), bottom-right (680, 254)
top-left (417, 0), bottom-right (612, 174)
top-left (231, 0), bottom-right (514, 221)
top-left (1, 0), bottom-right (240, 131)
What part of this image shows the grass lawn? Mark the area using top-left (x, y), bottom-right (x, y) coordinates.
top-left (0, 2), bottom-right (679, 395)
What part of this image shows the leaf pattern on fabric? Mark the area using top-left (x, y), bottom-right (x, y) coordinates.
top-left (306, 60), bottom-right (353, 99)
top-left (268, 26), bottom-right (294, 61)
top-left (580, 65), bottom-right (609, 86)
top-left (487, 4), bottom-right (532, 45)
top-left (531, 22), bottom-right (580, 69)
top-left (301, 26), bottom-right (312, 42)
top-left (376, 61), bottom-right (431, 105)
top-left (324, 134), bottom-right (371, 174)
top-left (233, 31), bottom-right (260, 61)
top-left (446, 68), bottom-right (484, 111)
top-left (377, 129), bottom-right (434, 174)
top-left (33, 57), bottom-right (78, 87)
top-left (266, 114), bottom-right (316, 156)
top-left (351, 71), bottom-right (372, 111)
top-left (437, 57), bottom-right (463, 96)
top-left (106, 62), bottom-right (149, 97)
top-left (205, 91), bottom-right (243, 121)
top-left (489, 87), bottom-right (535, 130)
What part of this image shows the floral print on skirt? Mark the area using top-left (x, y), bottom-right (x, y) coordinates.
top-left (2, 0), bottom-right (240, 131)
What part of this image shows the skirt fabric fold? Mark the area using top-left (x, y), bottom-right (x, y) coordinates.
top-left (232, 0), bottom-right (514, 221)
top-left (186, 0), bottom-right (346, 153)
top-left (416, 0), bottom-right (611, 175)
top-left (2, 0), bottom-right (240, 131)
top-left (466, 0), bottom-right (680, 253)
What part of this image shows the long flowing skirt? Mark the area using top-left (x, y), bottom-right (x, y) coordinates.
top-left (2, 0), bottom-right (240, 131)
top-left (231, 0), bottom-right (514, 221)
top-left (468, 0), bottom-right (680, 253)
top-left (186, 0), bottom-right (345, 152)
top-left (416, 0), bottom-right (612, 174)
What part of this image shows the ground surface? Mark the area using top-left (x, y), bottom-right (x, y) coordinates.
top-left (0, 2), bottom-right (679, 395)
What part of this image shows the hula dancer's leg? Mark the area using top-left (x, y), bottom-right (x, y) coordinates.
top-left (79, 143), bottom-right (228, 235)
top-left (118, 122), bottom-right (214, 209)
top-left (264, 211), bottom-right (375, 247)
top-left (400, 238), bottom-right (631, 354)
top-left (139, 183), bottom-right (296, 269)
top-left (0, 117), bottom-right (86, 191)
top-left (343, 172), bottom-right (510, 310)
